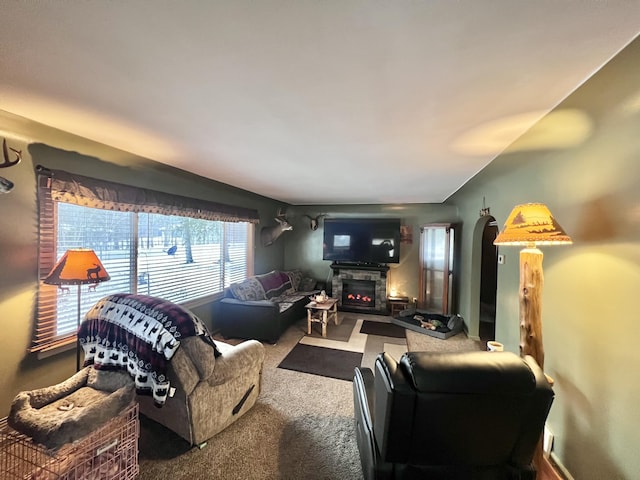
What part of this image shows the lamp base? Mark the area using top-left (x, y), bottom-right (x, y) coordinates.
top-left (519, 247), bottom-right (545, 369)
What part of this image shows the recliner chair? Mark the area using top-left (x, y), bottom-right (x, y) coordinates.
top-left (353, 351), bottom-right (554, 480)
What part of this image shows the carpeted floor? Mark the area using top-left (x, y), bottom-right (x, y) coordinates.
top-left (137, 312), bottom-right (481, 479)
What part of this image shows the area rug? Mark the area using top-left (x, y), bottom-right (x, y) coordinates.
top-left (277, 343), bottom-right (363, 381)
top-left (359, 319), bottom-right (406, 338)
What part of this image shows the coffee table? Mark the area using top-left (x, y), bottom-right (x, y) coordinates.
top-left (306, 298), bottom-right (338, 337)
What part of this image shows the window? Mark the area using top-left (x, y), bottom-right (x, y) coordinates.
top-left (35, 169), bottom-right (259, 352)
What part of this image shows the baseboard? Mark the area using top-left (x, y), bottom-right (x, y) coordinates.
top-left (539, 454), bottom-right (573, 480)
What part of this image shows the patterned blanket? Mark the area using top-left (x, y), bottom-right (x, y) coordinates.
top-left (78, 293), bottom-right (220, 406)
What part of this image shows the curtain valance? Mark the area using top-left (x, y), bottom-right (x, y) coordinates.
top-left (38, 167), bottom-right (260, 224)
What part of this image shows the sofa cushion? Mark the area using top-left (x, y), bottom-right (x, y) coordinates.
top-left (229, 277), bottom-right (266, 301)
top-left (255, 270), bottom-right (293, 299)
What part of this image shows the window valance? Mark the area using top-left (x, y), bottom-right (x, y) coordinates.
top-left (37, 166), bottom-right (260, 224)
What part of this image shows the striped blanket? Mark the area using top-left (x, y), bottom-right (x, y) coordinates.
top-left (78, 293), bottom-right (220, 406)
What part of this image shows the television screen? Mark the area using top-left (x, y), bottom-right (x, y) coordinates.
top-left (323, 218), bottom-right (401, 264)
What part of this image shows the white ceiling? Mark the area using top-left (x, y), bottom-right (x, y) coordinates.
top-left (1, 2), bottom-right (638, 205)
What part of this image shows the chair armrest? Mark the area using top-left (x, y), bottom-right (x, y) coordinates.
top-left (374, 353), bottom-right (415, 463)
top-left (354, 367), bottom-right (375, 430)
top-left (206, 340), bottom-right (265, 386)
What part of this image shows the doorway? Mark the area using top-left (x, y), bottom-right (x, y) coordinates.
top-left (479, 217), bottom-right (498, 342)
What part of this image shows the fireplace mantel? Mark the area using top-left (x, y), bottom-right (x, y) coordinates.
top-left (330, 262), bottom-right (390, 276)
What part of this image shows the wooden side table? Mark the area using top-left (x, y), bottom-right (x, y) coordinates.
top-left (388, 296), bottom-right (410, 317)
top-left (306, 298), bottom-right (338, 337)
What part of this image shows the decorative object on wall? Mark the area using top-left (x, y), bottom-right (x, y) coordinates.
top-left (0, 176), bottom-right (14, 193)
top-left (400, 225), bottom-right (412, 244)
top-left (493, 203), bottom-right (572, 368)
top-left (479, 196), bottom-right (491, 217)
top-left (43, 248), bottom-right (111, 371)
top-left (303, 214), bottom-right (326, 231)
top-left (260, 209), bottom-right (293, 247)
top-left (1, 138), bottom-right (22, 168)
top-left (0, 138), bottom-right (21, 193)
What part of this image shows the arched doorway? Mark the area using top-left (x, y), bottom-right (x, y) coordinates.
top-left (479, 217), bottom-right (498, 342)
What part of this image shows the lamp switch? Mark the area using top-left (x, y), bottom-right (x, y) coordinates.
top-left (497, 254), bottom-right (505, 264)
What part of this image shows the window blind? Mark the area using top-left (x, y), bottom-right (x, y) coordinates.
top-left (34, 168), bottom-right (256, 353)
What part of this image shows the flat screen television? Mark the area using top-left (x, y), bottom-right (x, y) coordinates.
top-left (322, 218), bottom-right (401, 264)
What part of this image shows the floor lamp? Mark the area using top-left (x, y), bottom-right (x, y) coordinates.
top-left (43, 248), bottom-right (111, 371)
top-left (493, 203), bottom-right (572, 369)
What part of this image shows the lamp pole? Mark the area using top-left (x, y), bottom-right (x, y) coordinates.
top-left (519, 246), bottom-right (545, 369)
top-left (75, 284), bottom-right (83, 371)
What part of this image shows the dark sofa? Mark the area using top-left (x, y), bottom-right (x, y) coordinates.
top-left (217, 270), bottom-right (319, 343)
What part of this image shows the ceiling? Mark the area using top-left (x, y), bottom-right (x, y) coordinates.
top-left (1, 2), bottom-right (638, 205)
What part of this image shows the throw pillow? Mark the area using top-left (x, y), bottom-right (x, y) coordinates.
top-left (229, 278), bottom-right (266, 301)
top-left (284, 270), bottom-right (303, 292)
top-left (255, 271), bottom-right (293, 300)
top-left (298, 277), bottom-right (316, 292)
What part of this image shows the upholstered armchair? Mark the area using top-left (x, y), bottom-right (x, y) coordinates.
top-left (79, 293), bottom-right (265, 447)
top-left (137, 336), bottom-right (264, 446)
top-left (353, 351), bottom-right (554, 480)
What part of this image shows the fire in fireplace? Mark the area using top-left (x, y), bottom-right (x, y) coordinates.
top-left (342, 279), bottom-right (376, 309)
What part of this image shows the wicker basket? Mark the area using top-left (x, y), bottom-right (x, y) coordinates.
top-left (0, 402), bottom-right (138, 479)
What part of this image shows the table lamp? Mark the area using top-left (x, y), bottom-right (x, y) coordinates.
top-left (43, 248), bottom-right (110, 370)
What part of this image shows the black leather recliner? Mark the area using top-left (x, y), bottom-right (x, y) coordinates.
top-left (353, 351), bottom-right (554, 480)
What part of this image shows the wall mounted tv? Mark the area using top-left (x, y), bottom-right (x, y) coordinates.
top-left (322, 218), bottom-right (401, 264)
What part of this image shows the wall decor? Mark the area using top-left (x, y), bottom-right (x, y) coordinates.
top-left (0, 176), bottom-right (14, 193)
top-left (2, 138), bottom-right (22, 168)
top-left (400, 225), bottom-right (413, 244)
top-left (303, 214), bottom-right (326, 231)
top-left (260, 209), bottom-right (293, 247)
top-left (0, 138), bottom-right (20, 193)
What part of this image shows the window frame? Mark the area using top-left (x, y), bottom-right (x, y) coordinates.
top-left (34, 168), bottom-right (258, 354)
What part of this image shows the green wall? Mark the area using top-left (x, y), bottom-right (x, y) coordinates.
top-left (0, 110), bottom-right (284, 414)
top-left (283, 203), bottom-right (457, 301)
top-left (447, 36), bottom-right (640, 479)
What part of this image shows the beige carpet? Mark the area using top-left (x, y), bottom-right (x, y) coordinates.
top-left (405, 328), bottom-right (484, 353)
top-left (138, 315), bottom-right (365, 480)
top-left (137, 313), bottom-right (480, 479)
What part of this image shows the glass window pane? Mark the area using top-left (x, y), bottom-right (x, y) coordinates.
top-left (56, 203), bottom-right (134, 336)
top-left (55, 206), bottom-right (251, 337)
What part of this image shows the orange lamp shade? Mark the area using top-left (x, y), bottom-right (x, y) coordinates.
top-left (494, 203), bottom-right (572, 247)
top-left (43, 248), bottom-right (110, 285)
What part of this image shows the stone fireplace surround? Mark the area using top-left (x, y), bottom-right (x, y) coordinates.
top-left (330, 263), bottom-right (389, 314)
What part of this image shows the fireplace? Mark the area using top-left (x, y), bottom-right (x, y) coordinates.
top-left (330, 263), bottom-right (389, 314)
top-left (342, 279), bottom-right (376, 309)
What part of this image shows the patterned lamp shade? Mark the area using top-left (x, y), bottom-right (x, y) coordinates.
top-left (43, 248), bottom-right (110, 285)
top-left (494, 203), bottom-right (572, 247)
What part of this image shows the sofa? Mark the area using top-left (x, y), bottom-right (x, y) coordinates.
top-left (353, 351), bottom-right (554, 479)
top-left (218, 270), bottom-right (320, 343)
